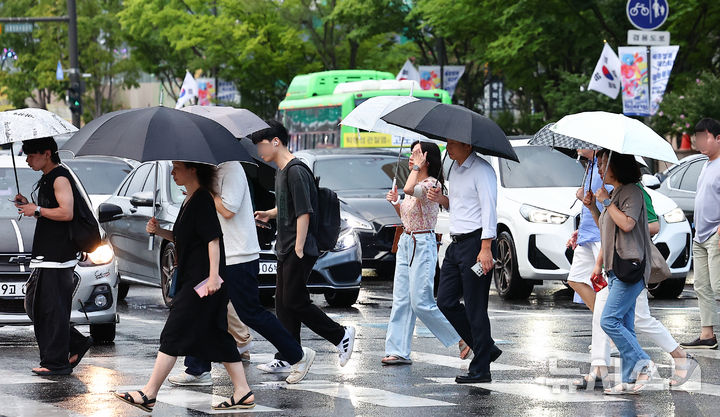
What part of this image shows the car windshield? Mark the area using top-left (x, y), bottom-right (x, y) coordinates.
top-left (500, 146), bottom-right (585, 188)
top-left (66, 159), bottom-right (132, 195)
top-left (313, 156), bottom-right (409, 191)
top-left (0, 167), bottom-right (42, 218)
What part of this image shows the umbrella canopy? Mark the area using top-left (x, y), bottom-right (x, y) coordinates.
top-left (381, 100), bottom-right (519, 162)
top-left (550, 111), bottom-right (679, 164)
top-left (529, 123), bottom-right (602, 150)
top-left (180, 106), bottom-right (269, 139)
top-left (0, 108), bottom-right (77, 144)
top-left (340, 96), bottom-right (429, 141)
top-left (62, 106), bottom-right (253, 165)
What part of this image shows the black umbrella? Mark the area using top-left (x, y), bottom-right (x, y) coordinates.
top-left (381, 100), bottom-right (519, 162)
top-left (62, 106), bottom-right (252, 165)
top-left (62, 106), bottom-right (254, 249)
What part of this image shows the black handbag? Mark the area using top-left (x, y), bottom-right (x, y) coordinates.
top-left (611, 227), bottom-right (646, 284)
top-left (24, 269), bottom-right (40, 321)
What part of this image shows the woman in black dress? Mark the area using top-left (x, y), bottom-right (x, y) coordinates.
top-left (115, 161), bottom-right (254, 412)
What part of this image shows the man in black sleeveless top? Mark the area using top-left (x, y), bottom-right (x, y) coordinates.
top-left (15, 137), bottom-right (92, 376)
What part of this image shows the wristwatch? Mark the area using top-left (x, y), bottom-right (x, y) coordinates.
top-left (412, 164), bottom-right (421, 172)
top-left (34, 206), bottom-right (42, 218)
top-left (602, 199), bottom-right (611, 208)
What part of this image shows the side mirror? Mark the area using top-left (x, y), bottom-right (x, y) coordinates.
top-left (130, 191), bottom-right (155, 207)
top-left (642, 174), bottom-right (661, 190)
top-left (98, 203), bottom-right (123, 223)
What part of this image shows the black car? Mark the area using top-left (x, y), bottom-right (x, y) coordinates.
top-left (294, 149), bottom-right (410, 278)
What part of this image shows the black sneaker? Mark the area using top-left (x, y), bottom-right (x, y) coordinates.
top-left (680, 336), bottom-right (718, 349)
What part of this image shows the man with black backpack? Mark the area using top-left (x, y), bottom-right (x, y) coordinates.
top-left (252, 121), bottom-right (355, 370)
top-left (15, 137), bottom-right (94, 376)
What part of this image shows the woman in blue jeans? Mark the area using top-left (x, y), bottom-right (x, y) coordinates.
top-left (589, 152), bottom-right (655, 394)
top-left (382, 141), bottom-right (464, 365)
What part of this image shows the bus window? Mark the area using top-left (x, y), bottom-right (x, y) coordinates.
top-left (281, 106), bottom-right (342, 151)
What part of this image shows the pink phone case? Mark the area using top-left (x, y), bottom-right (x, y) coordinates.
top-left (194, 277), bottom-right (224, 297)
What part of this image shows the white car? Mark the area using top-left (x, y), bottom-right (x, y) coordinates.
top-left (0, 156), bottom-right (119, 342)
top-left (436, 140), bottom-right (692, 300)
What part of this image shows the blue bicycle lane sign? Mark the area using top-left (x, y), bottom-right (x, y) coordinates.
top-left (627, 0), bottom-right (669, 30)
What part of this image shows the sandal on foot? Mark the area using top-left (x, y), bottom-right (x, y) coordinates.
top-left (604, 383), bottom-right (638, 395)
top-left (571, 370), bottom-right (608, 389)
top-left (671, 354), bottom-right (699, 387)
top-left (632, 362), bottom-right (657, 393)
top-left (381, 355), bottom-right (412, 366)
top-left (114, 390), bottom-right (156, 412)
top-left (32, 367), bottom-right (72, 376)
top-left (69, 336), bottom-right (94, 369)
top-left (212, 391), bottom-right (255, 410)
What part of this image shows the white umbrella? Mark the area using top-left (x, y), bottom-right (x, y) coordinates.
top-left (340, 96), bottom-right (429, 141)
top-left (0, 108), bottom-right (77, 144)
top-left (550, 111), bottom-right (678, 164)
top-left (0, 108), bottom-right (78, 193)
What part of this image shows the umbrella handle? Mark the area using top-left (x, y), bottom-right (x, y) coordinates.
top-left (10, 144), bottom-right (20, 195)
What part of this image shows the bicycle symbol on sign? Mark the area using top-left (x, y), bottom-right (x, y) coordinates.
top-left (629, 2), bottom-right (650, 17)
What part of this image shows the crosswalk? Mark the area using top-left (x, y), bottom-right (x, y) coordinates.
top-left (0, 343), bottom-right (715, 416)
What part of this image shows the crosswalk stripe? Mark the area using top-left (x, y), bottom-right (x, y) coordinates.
top-left (0, 392), bottom-right (85, 416)
top-left (116, 386), bottom-right (280, 414)
top-left (0, 372), bottom-right (58, 385)
top-left (427, 377), bottom-right (630, 403)
top-left (259, 380), bottom-right (455, 407)
top-left (409, 351), bottom-right (526, 371)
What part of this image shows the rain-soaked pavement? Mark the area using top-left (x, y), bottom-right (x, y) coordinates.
top-left (0, 277), bottom-right (717, 417)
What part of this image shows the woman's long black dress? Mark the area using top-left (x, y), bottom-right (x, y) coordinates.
top-left (158, 188), bottom-right (240, 363)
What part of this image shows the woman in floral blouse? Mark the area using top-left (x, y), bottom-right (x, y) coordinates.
top-left (381, 141), bottom-right (465, 365)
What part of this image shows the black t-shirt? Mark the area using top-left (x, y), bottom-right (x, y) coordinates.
top-left (173, 189), bottom-right (226, 290)
top-left (274, 158), bottom-right (319, 261)
top-left (32, 166), bottom-right (79, 262)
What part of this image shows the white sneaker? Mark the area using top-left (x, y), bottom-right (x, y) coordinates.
top-left (286, 347), bottom-right (316, 384)
top-left (168, 371), bottom-right (212, 386)
top-left (256, 359), bottom-right (292, 374)
top-left (336, 326), bottom-right (355, 367)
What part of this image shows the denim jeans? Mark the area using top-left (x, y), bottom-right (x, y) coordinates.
top-left (386, 232), bottom-right (460, 359)
top-left (600, 272), bottom-right (651, 383)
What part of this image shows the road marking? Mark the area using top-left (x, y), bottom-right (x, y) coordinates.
top-left (0, 392), bottom-right (85, 416)
top-left (260, 380), bottom-right (455, 407)
top-left (116, 386), bottom-right (280, 414)
top-left (428, 377), bottom-right (629, 403)
top-left (362, 350), bottom-right (526, 371)
top-left (0, 371), bottom-right (58, 384)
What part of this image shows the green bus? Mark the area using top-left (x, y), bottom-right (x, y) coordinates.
top-left (278, 70), bottom-right (451, 150)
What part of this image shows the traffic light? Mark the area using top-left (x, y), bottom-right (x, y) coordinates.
top-left (67, 78), bottom-right (83, 116)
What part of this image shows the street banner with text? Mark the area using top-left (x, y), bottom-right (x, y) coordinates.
top-left (619, 46), bottom-right (650, 116)
top-left (649, 45), bottom-right (679, 116)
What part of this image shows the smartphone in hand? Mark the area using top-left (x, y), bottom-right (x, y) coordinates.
top-left (471, 262), bottom-right (484, 277)
top-left (255, 219), bottom-right (271, 229)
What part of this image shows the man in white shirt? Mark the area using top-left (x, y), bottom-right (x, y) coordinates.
top-left (169, 161), bottom-right (315, 385)
top-left (428, 139), bottom-right (502, 383)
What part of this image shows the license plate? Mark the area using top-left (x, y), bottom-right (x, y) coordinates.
top-left (259, 261), bottom-right (277, 275)
top-left (0, 282), bottom-right (26, 298)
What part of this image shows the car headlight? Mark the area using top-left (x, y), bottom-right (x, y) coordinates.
top-left (333, 230), bottom-right (357, 251)
top-left (340, 212), bottom-right (373, 231)
top-left (81, 244), bottom-right (114, 266)
top-left (663, 208), bottom-right (686, 224)
top-left (519, 204), bottom-right (569, 224)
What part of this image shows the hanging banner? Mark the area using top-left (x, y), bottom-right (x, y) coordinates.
top-left (196, 78), bottom-right (216, 106)
top-left (418, 66), bottom-right (441, 90)
top-left (418, 65), bottom-right (465, 97)
top-left (649, 45), bottom-right (679, 116)
top-left (619, 46), bottom-right (650, 116)
top-left (588, 43), bottom-right (621, 99)
top-left (442, 65), bottom-right (465, 97)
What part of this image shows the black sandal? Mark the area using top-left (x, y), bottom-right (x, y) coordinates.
top-left (114, 390), bottom-right (156, 412)
top-left (70, 336), bottom-right (94, 369)
top-left (212, 391), bottom-right (255, 410)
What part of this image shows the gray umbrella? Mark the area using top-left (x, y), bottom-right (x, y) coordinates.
top-left (180, 106), bottom-right (269, 139)
top-left (381, 100), bottom-right (519, 162)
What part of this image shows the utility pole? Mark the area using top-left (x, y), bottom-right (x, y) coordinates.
top-left (67, 0), bottom-right (81, 127)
